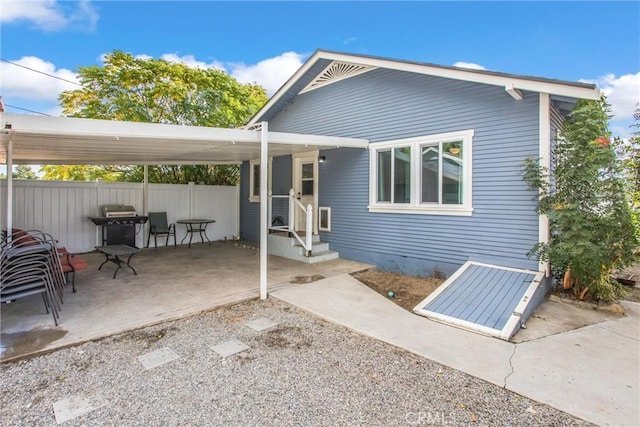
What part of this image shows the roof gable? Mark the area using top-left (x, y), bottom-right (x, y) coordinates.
top-left (249, 50), bottom-right (601, 125)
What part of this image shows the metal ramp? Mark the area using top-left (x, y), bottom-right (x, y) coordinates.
top-left (414, 261), bottom-right (545, 340)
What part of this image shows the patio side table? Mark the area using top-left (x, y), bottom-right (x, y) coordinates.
top-left (95, 245), bottom-right (141, 279)
top-left (177, 219), bottom-right (215, 247)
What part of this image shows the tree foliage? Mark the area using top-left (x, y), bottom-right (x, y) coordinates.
top-left (52, 50), bottom-right (268, 184)
top-left (11, 165), bottom-right (38, 180)
top-left (40, 165), bottom-right (122, 182)
top-left (522, 97), bottom-right (639, 302)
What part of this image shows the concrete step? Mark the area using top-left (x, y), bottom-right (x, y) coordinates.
top-left (305, 250), bottom-right (339, 264)
top-left (294, 241), bottom-right (330, 254)
top-left (267, 233), bottom-right (338, 263)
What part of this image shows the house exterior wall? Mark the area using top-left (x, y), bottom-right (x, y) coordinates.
top-left (242, 68), bottom-right (543, 275)
top-left (240, 155), bottom-right (291, 241)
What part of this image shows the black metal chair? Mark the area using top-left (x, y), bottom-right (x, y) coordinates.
top-left (146, 212), bottom-right (176, 248)
top-left (1, 231), bottom-right (63, 326)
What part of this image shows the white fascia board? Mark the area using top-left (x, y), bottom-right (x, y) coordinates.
top-left (268, 131), bottom-right (369, 148)
top-left (247, 51), bottom-right (325, 126)
top-left (321, 52), bottom-right (602, 100)
top-left (283, 51), bottom-right (601, 102)
top-left (3, 114), bottom-right (263, 143)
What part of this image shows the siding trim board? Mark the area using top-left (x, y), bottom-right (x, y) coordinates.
top-left (414, 261), bottom-right (545, 340)
top-left (539, 93), bottom-right (551, 274)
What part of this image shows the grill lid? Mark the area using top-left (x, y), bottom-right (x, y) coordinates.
top-left (103, 204), bottom-right (137, 217)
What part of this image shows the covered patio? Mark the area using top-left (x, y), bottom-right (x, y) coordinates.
top-left (1, 113), bottom-right (370, 361)
top-left (1, 241), bottom-right (371, 362)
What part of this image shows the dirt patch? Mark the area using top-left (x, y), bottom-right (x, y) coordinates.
top-left (113, 326), bottom-right (180, 349)
top-left (351, 268), bottom-right (444, 312)
top-left (621, 285), bottom-right (640, 303)
top-left (258, 326), bottom-right (312, 350)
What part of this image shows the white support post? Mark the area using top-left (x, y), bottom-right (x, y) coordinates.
top-left (539, 93), bottom-right (551, 275)
top-left (5, 139), bottom-right (13, 238)
top-left (305, 204), bottom-right (312, 254)
top-left (288, 188), bottom-right (295, 232)
top-left (259, 121), bottom-right (269, 300)
top-left (143, 165), bottom-right (149, 243)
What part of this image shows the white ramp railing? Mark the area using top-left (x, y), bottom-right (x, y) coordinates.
top-left (268, 188), bottom-right (313, 256)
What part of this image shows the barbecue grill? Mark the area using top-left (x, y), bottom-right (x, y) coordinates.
top-left (89, 206), bottom-right (148, 247)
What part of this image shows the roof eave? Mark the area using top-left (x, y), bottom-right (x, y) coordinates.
top-left (250, 50), bottom-right (601, 124)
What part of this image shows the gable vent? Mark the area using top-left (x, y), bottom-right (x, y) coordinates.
top-left (299, 61), bottom-right (376, 94)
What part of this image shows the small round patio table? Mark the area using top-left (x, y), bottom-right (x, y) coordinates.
top-left (177, 219), bottom-right (216, 248)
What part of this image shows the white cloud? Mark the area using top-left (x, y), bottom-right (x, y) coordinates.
top-left (0, 56), bottom-right (79, 101)
top-left (344, 36), bottom-right (358, 45)
top-left (453, 61), bottom-right (486, 71)
top-left (158, 53), bottom-right (225, 71)
top-left (1, 51), bottom-right (306, 116)
top-left (229, 51), bottom-right (306, 95)
top-left (581, 72), bottom-right (640, 121)
top-left (0, 0), bottom-right (98, 31)
top-left (104, 51), bottom-right (303, 95)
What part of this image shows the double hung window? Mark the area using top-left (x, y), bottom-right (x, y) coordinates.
top-left (369, 130), bottom-right (473, 215)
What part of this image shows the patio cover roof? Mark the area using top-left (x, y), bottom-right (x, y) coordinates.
top-left (0, 113), bottom-right (369, 301)
top-left (0, 114), bottom-right (369, 165)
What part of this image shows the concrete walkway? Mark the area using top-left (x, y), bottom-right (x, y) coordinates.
top-left (272, 273), bottom-right (640, 427)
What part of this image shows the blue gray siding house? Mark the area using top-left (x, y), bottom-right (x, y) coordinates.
top-left (240, 50), bottom-right (600, 280)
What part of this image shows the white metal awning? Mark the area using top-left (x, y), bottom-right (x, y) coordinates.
top-left (0, 114), bottom-right (369, 165)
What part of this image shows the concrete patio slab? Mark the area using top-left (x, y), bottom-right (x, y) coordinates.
top-left (137, 346), bottom-right (180, 370)
top-left (272, 273), bottom-right (640, 427)
top-left (52, 395), bottom-right (99, 424)
top-left (245, 317), bottom-right (278, 331)
top-left (210, 339), bottom-right (249, 358)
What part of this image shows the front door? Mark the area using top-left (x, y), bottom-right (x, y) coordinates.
top-left (292, 152), bottom-right (318, 234)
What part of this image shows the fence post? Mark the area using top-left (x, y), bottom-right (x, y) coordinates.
top-left (268, 190), bottom-right (272, 232)
top-left (95, 178), bottom-right (104, 246)
top-left (188, 181), bottom-right (195, 219)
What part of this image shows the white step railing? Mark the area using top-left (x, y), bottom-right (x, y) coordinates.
top-left (268, 188), bottom-right (313, 255)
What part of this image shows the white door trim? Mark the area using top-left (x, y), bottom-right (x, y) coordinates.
top-left (292, 151), bottom-right (319, 234)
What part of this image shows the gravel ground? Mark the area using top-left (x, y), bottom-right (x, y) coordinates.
top-left (0, 299), bottom-right (592, 426)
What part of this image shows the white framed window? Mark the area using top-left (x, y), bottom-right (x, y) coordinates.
top-left (369, 129), bottom-right (474, 216)
top-left (249, 158), bottom-right (272, 203)
top-left (318, 207), bottom-right (331, 232)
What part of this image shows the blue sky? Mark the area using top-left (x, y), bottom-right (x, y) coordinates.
top-left (1, 0), bottom-right (639, 139)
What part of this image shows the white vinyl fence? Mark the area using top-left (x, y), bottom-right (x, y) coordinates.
top-left (0, 179), bottom-right (239, 253)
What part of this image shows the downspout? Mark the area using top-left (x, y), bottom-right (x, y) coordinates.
top-left (259, 121), bottom-right (268, 299)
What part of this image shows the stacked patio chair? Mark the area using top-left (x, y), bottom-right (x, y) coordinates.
top-left (1, 230), bottom-right (67, 326)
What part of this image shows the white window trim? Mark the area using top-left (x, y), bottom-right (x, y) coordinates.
top-left (318, 207), bottom-right (331, 232)
top-left (249, 158), bottom-right (272, 203)
top-left (368, 129), bottom-right (474, 216)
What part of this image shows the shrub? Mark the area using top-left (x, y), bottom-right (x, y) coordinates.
top-left (522, 97), bottom-right (639, 301)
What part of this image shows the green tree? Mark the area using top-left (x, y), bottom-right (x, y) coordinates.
top-left (12, 165), bottom-right (38, 179)
top-left (54, 50), bottom-right (268, 184)
top-left (522, 97), bottom-right (638, 301)
top-left (40, 165), bottom-right (122, 181)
